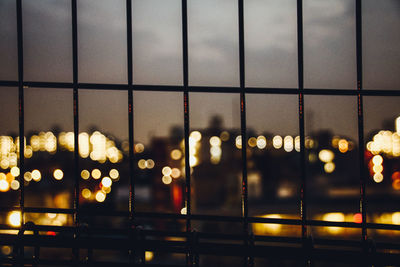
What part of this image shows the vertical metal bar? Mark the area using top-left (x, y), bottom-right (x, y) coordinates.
top-left (126, 0), bottom-right (136, 263)
top-left (356, 0), bottom-right (367, 243)
top-left (16, 0), bottom-right (24, 265)
top-left (16, 0), bottom-right (24, 225)
top-left (126, 0), bottom-right (134, 225)
top-left (181, 0), bottom-right (191, 266)
top-left (238, 0), bottom-right (249, 266)
top-left (297, 0), bottom-right (307, 241)
top-left (71, 0), bottom-right (79, 264)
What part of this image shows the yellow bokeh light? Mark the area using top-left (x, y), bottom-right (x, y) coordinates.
top-left (82, 188), bottom-right (91, 199)
top-left (145, 251), bottom-right (154, 262)
top-left (248, 137), bottom-right (257, 148)
top-left (366, 141), bottom-right (373, 152)
top-left (253, 214), bottom-right (282, 235)
top-left (24, 146), bottom-right (33, 158)
top-left (162, 166), bottom-right (172, 176)
top-left (31, 169), bottom-right (41, 182)
top-left (171, 168), bottom-right (181, 179)
top-left (372, 155), bottom-right (383, 166)
top-left (323, 212), bottom-right (345, 222)
top-left (256, 136), bottom-right (266, 149)
top-left (331, 136), bottom-right (340, 148)
top-left (30, 135), bottom-right (40, 151)
top-left (138, 159), bottom-right (146, 169)
top-left (101, 186), bottom-right (111, 194)
top-left (210, 146), bottom-right (222, 157)
top-left (109, 169), bottom-right (119, 179)
top-left (272, 135), bottom-right (283, 149)
top-left (210, 156), bottom-right (221, 165)
top-left (91, 169), bottom-right (101, 180)
top-left (284, 136), bottom-right (294, 152)
top-left (162, 175), bottom-right (172, 185)
top-left (210, 136), bottom-right (221, 147)
top-left (0, 180), bottom-right (9, 192)
top-left (235, 135), bottom-right (242, 149)
top-left (10, 180), bottom-right (20, 190)
top-left (95, 191), bottom-right (106, 202)
top-left (81, 170), bottom-right (90, 180)
top-left (305, 137), bottom-right (315, 149)
top-left (146, 159), bottom-right (155, 169)
top-left (324, 162), bottom-right (335, 173)
top-left (0, 173), bottom-right (5, 180)
top-left (396, 116), bottom-right (400, 134)
top-left (373, 173), bottom-right (384, 183)
top-left (189, 155), bottom-right (198, 167)
top-left (171, 149), bottom-right (182, 160)
top-left (220, 131), bottom-right (230, 141)
top-left (190, 131), bottom-right (202, 142)
top-left (338, 139), bottom-right (348, 153)
top-left (24, 172), bottom-right (32, 182)
top-left (372, 165), bottom-right (383, 173)
top-left (135, 143), bottom-right (144, 153)
top-left (8, 211), bottom-right (21, 227)
top-left (53, 169), bottom-right (64, 180)
top-left (0, 158), bottom-right (10, 169)
top-left (180, 207), bottom-right (187, 215)
top-left (101, 177), bottom-right (112, 188)
top-left (47, 213), bottom-right (57, 219)
top-left (295, 136), bottom-right (300, 152)
top-left (10, 167), bottom-right (20, 177)
top-left (318, 149), bottom-right (334, 163)
top-left (1, 246), bottom-right (12, 256)
top-left (393, 212), bottom-right (400, 225)
top-left (78, 133), bottom-right (90, 158)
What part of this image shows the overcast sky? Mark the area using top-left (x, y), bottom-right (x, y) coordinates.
top-left (0, 0), bottom-right (399, 144)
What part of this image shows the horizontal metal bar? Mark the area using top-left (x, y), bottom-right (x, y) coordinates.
top-left (0, 234), bottom-right (399, 264)
top-left (1, 80), bottom-right (399, 96)
top-left (24, 207), bottom-right (75, 214)
top-left (2, 208), bottom-right (400, 231)
top-left (0, 257), bottom-right (184, 267)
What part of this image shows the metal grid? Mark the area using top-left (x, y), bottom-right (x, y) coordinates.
top-left (0, 0), bottom-right (399, 266)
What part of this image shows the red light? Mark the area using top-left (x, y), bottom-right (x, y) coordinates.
top-left (353, 213), bottom-right (362, 224)
top-left (47, 231), bottom-right (56, 236)
top-left (392, 171), bottom-right (400, 181)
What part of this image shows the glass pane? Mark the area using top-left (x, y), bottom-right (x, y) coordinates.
top-left (24, 88), bottom-right (74, 212)
top-left (245, 0), bottom-right (297, 88)
top-left (79, 89), bottom-right (129, 216)
top-left (0, 88), bottom-right (19, 208)
top-left (132, 0), bottom-right (182, 85)
top-left (247, 94), bottom-right (301, 237)
top-left (133, 91), bottom-right (184, 212)
top-left (0, 0), bottom-right (18, 80)
top-left (188, 0), bottom-right (239, 87)
top-left (133, 91), bottom-right (184, 232)
top-left (305, 95), bottom-right (360, 239)
top-left (78, 0), bottom-right (127, 84)
top-left (363, 0), bottom-right (400, 90)
top-left (23, 0), bottom-right (72, 82)
top-left (364, 96), bottom-right (400, 243)
top-left (303, 0), bottom-right (356, 89)
top-left (190, 92), bottom-right (241, 220)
